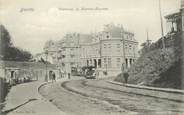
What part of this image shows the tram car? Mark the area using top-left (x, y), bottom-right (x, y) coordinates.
top-left (83, 66), bottom-right (96, 79)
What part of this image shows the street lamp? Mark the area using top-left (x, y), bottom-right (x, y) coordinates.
top-left (45, 50), bottom-right (48, 82)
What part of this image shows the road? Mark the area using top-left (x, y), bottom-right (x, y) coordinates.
top-left (39, 79), bottom-right (184, 115)
top-left (2, 81), bottom-right (66, 115)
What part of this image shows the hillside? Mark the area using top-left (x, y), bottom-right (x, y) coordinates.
top-left (115, 32), bottom-right (183, 89)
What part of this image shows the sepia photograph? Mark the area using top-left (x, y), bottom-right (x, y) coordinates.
top-left (0, 0), bottom-right (184, 115)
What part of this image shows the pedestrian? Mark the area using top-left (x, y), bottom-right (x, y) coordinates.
top-left (68, 73), bottom-right (70, 79)
top-left (123, 70), bottom-right (129, 83)
top-left (52, 72), bottom-right (56, 82)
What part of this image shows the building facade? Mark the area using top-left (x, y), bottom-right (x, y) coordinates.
top-left (80, 24), bottom-right (139, 76)
top-left (38, 24), bottom-right (139, 77)
top-left (57, 33), bottom-right (81, 74)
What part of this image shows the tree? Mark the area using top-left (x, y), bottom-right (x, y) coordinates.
top-left (0, 24), bottom-right (32, 61)
top-left (0, 25), bottom-right (12, 58)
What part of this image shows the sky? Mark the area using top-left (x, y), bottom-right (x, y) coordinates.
top-left (0, 0), bottom-right (181, 54)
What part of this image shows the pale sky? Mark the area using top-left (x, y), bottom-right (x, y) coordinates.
top-left (0, 0), bottom-right (181, 54)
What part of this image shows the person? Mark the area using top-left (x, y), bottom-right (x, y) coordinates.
top-left (123, 70), bottom-right (129, 83)
top-left (52, 72), bottom-right (56, 82)
top-left (68, 73), bottom-right (70, 79)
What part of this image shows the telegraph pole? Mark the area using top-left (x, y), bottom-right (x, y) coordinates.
top-left (146, 28), bottom-right (151, 47)
top-left (99, 33), bottom-right (102, 68)
top-left (146, 29), bottom-right (149, 42)
top-left (45, 50), bottom-right (48, 82)
top-left (121, 25), bottom-right (126, 71)
top-left (159, 0), bottom-right (166, 49)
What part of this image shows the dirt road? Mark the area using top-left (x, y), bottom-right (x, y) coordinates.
top-left (39, 79), bottom-right (184, 115)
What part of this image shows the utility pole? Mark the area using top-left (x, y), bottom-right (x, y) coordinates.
top-left (77, 33), bottom-right (80, 72)
top-left (146, 29), bottom-right (149, 43)
top-left (121, 25), bottom-right (126, 71)
top-left (99, 33), bottom-right (102, 68)
top-left (45, 50), bottom-right (48, 82)
top-left (159, 0), bottom-right (166, 49)
top-left (146, 28), bottom-right (151, 47)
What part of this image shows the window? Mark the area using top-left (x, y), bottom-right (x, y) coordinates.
top-left (108, 44), bottom-right (111, 48)
top-left (104, 58), bottom-right (107, 63)
top-left (127, 35), bottom-right (129, 39)
top-left (104, 44), bottom-right (106, 48)
top-left (58, 57), bottom-right (62, 59)
top-left (125, 44), bottom-right (128, 49)
top-left (106, 32), bottom-right (110, 39)
top-left (117, 58), bottom-right (121, 67)
top-left (117, 58), bottom-right (120, 62)
top-left (62, 63), bottom-right (65, 67)
top-left (108, 58), bottom-right (111, 68)
top-left (117, 44), bottom-right (120, 48)
top-left (129, 45), bottom-right (132, 50)
top-left (70, 62), bottom-right (75, 66)
top-left (103, 58), bottom-right (107, 68)
top-left (70, 54), bottom-right (75, 58)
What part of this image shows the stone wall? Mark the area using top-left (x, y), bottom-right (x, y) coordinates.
top-left (0, 61), bottom-right (60, 82)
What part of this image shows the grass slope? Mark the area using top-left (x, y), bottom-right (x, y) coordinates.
top-left (115, 37), bottom-right (182, 89)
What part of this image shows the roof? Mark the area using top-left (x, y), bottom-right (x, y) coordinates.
top-left (103, 24), bottom-right (134, 38)
top-left (164, 12), bottom-right (181, 20)
top-left (78, 34), bottom-right (93, 44)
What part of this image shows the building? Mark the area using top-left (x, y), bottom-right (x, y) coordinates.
top-left (39, 24), bottom-right (139, 77)
top-left (165, 0), bottom-right (183, 34)
top-left (34, 40), bottom-right (58, 64)
top-left (80, 24), bottom-right (139, 77)
top-left (56, 33), bottom-right (81, 74)
top-left (165, 11), bottom-right (182, 34)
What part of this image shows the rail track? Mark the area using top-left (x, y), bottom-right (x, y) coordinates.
top-left (60, 79), bottom-right (184, 113)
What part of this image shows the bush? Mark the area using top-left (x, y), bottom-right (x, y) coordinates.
top-left (114, 73), bottom-right (125, 83)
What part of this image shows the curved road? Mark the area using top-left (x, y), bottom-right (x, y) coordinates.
top-left (39, 79), bottom-right (184, 115)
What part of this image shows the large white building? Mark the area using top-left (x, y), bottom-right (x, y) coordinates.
top-left (36, 24), bottom-right (139, 77)
top-left (80, 24), bottom-right (139, 76)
